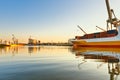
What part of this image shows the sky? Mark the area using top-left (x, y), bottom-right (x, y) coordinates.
top-left (0, 0), bottom-right (120, 43)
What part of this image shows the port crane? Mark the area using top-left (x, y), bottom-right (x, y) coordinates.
top-left (12, 34), bottom-right (18, 44)
top-left (105, 0), bottom-right (120, 30)
top-left (96, 26), bottom-right (106, 32)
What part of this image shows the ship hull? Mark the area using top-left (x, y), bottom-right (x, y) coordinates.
top-left (72, 40), bottom-right (120, 48)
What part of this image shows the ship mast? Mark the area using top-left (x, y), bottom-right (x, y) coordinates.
top-left (105, 0), bottom-right (120, 30)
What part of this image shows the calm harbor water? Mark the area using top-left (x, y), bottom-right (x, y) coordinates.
top-left (0, 46), bottom-right (120, 80)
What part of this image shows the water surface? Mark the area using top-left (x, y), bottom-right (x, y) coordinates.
top-left (0, 46), bottom-right (120, 80)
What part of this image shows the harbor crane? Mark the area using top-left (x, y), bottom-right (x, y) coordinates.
top-left (12, 34), bottom-right (18, 44)
top-left (105, 0), bottom-right (120, 30)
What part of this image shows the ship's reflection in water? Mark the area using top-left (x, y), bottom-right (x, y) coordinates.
top-left (72, 47), bottom-right (120, 80)
top-left (0, 46), bottom-right (120, 80)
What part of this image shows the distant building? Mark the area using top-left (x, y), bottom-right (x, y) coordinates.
top-left (28, 36), bottom-right (41, 45)
top-left (28, 38), bottom-right (37, 45)
top-left (38, 40), bottom-right (40, 45)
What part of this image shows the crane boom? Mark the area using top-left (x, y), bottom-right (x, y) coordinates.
top-left (105, 0), bottom-right (112, 23)
top-left (77, 25), bottom-right (87, 34)
top-left (96, 26), bottom-right (106, 32)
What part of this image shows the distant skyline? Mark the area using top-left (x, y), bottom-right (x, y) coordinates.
top-left (0, 0), bottom-right (120, 43)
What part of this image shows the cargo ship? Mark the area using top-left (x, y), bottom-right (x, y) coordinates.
top-left (71, 0), bottom-right (120, 48)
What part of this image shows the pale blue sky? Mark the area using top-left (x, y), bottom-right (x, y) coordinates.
top-left (0, 0), bottom-right (120, 43)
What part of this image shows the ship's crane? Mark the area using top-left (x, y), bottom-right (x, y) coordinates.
top-left (77, 25), bottom-right (87, 34)
top-left (96, 26), bottom-right (106, 32)
top-left (105, 0), bottom-right (120, 30)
